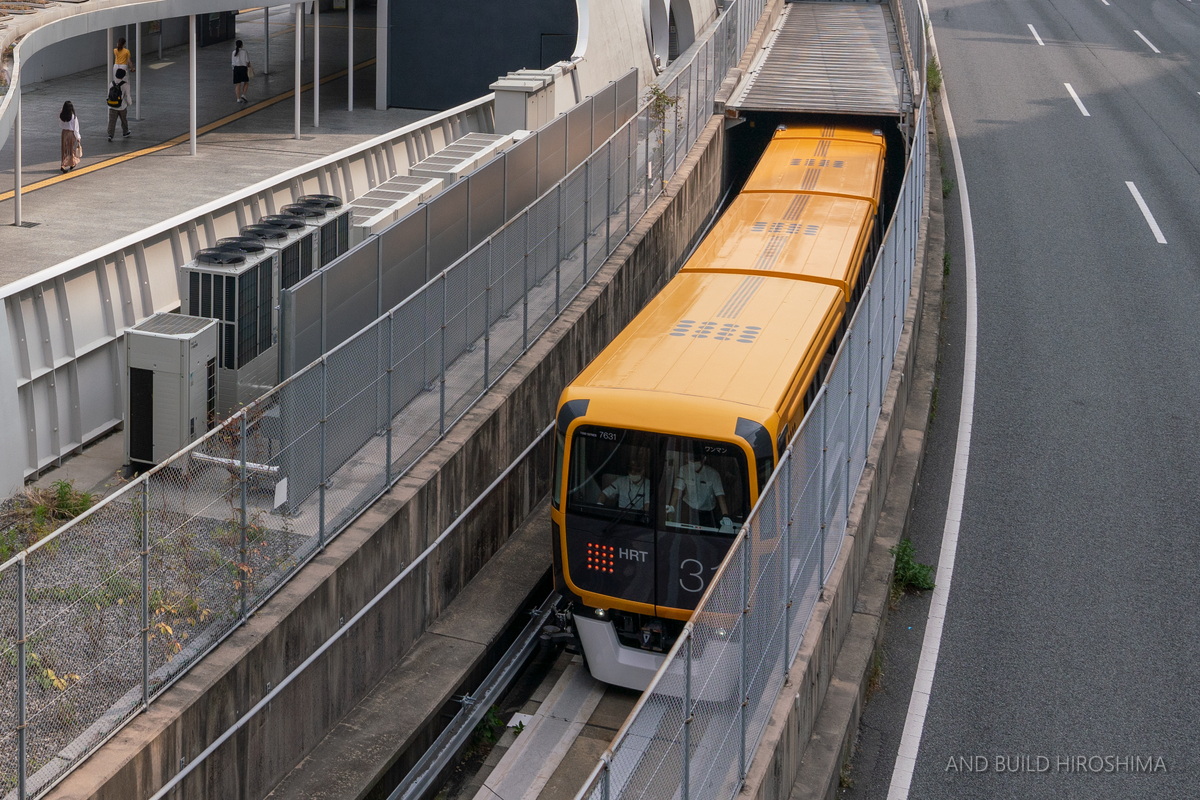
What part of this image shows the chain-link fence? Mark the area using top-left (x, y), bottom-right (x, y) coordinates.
top-left (577, 69), bottom-right (930, 800)
top-left (0, 0), bottom-right (767, 796)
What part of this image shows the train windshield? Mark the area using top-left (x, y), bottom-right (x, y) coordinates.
top-left (566, 426), bottom-right (749, 533)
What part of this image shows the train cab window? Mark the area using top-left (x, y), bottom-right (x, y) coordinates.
top-left (566, 428), bottom-right (750, 533)
top-left (567, 428), bottom-right (659, 522)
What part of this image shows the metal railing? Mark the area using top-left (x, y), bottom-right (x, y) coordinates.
top-left (575, 61), bottom-right (929, 800)
top-left (0, 0), bottom-right (766, 796)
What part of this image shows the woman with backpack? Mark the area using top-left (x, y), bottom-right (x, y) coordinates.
top-left (231, 40), bottom-right (252, 104)
top-left (59, 101), bottom-right (82, 173)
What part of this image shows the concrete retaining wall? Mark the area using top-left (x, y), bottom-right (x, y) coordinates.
top-left (47, 116), bottom-right (727, 800)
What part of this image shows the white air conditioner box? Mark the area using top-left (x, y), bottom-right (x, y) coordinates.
top-left (125, 313), bottom-right (219, 469)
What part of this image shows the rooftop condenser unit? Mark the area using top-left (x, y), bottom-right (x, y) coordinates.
top-left (179, 244), bottom-right (280, 418)
top-left (125, 313), bottom-right (219, 469)
top-left (294, 193), bottom-right (351, 267)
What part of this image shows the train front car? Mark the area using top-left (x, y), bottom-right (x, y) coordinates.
top-left (550, 123), bottom-right (886, 694)
top-left (551, 271), bottom-right (843, 692)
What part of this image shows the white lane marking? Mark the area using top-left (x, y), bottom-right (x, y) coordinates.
top-left (1126, 182), bottom-right (1167, 243)
top-left (1134, 30), bottom-right (1161, 53)
top-left (1100, 0), bottom-right (1110, 5)
top-left (1064, 83), bottom-right (1091, 116)
top-left (887, 7), bottom-right (979, 800)
top-left (1028, 24), bottom-right (1046, 45)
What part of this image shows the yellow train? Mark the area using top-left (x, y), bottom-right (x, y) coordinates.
top-left (550, 123), bottom-right (887, 690)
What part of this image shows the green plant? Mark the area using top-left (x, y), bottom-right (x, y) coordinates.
top-left (943, 251), bottom-right (951, 276)
top-left (890, 538), bottom-right (935, 592)
top-left (645, 85), bottom-right (679, 129)
top-left (473, 705), bottom-right (506, 746)
top-left (927, 55), bottom-right (943, 93)
top-left (942, 176), bottom-right (955, 197)
top-left (0, 479), bottom-right (96, 561)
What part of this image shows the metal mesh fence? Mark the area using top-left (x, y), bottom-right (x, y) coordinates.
top-left (595, 88), bottom-right (930, 800)
top-left (1, 0), bottom-right (758, 791)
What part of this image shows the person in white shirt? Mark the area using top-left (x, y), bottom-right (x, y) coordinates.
top-left (667, 453), bottom-right (732, 530)
top-left (59, 101), bottom-right (82, 173)
top-left (602, 456), bottom-right (651, 511)
top-left (232, 40), bottom-right (253, 104)
top-left (106, 69), bottom-right (132, 141)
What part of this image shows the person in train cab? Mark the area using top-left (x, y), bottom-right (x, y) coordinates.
top-left (601, 455), bottom-right (651, 511)
top-left (666, 450), bottom-right (733, 531)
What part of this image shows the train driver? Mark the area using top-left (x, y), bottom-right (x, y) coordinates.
top-left (602, 454), bottom-right (651, 511)
top-left (665, 450), bottom-right (734, 531)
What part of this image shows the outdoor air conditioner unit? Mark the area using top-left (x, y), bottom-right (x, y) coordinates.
top-left (125, 312), bottom-right (219, 470)
top-left (347, 175), bottom-right (442, 246)
top-left (294, 194), bottom-right (352, 267)
top-left (179, 244), bottom-right (281, 419)
top-left (242, 212), bottom-right (319, 290)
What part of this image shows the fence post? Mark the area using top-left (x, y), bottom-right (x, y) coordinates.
top-left (17, 555), bottom-right (26, 800)
top-left (319, 359), bottom-right (328, 549)
top-left (583, 160), bottom-right (591, 283)
top-left (740, 540), bottom-right (749, 779)
top-left (846, 327), bottom-right (854, 525)
top-left (141, 483), bottom-right (150, 708)
top-left (386, 313), bottom-right (394, 486)
top-left (684, 633), bottom-right (693, 800)
top-left (522, 212), bottom-right (530, 353)
top-left (439, 274), bottom-right (448, 434)
top-left (782, 450), bottom-right (792, 670)
top-left (604, 144), bottom-right (612, 255)
top-left (626, 126), bottom-right (633, 233)
top-left (485, 241), bottom-right (493, 386)
top-left (819, 395), bottom-right (827, 590)
top-left (239, 411), bottom-right (249, 620)
top-left (555, 188), bottom-right (563, 316)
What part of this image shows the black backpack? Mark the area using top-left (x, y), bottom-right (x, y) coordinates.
top-left (106, 80), bottom-right (124, 108)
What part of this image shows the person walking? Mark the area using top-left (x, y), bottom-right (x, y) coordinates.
top-left (231, 39), bottom-right (252, 104)
top-left (113, 36), bottom-right (135, 78)
top-left (106, 68), bottom-right (132, 142)
top-left (59, 101), bottom-right (82, 173)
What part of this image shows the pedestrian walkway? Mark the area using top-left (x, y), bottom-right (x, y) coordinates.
top-left (0, 5), bottom-right (428, 284)
top-left (0, 5), bottom-right (436, 497)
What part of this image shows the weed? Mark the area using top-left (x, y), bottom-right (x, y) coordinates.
top-left (474, 705), bottom-right (505, 746)
top-left (0, 479), bottom-right (96, 561)
top-left (866, 646), bottom-right (884, 700)
top-left (890, 538), bottom-right (935, 592)
top-left (941, 176), bottom-right (955, 197)
top-left (927, 55), bottom-right (943, 93)
top-left (942, 251), bottom-right (951, 276)
top-left (839, 758), bottom-right (855, 789)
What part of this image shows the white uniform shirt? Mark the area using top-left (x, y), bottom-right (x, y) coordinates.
top-left (603, 474), bottom-right (649, 510)
top-left (673, 462), bottom-right (725, 511)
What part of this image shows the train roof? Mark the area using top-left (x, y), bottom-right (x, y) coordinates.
top-left (564, 272), bottom-right (843, 430)
top-left (742, 124), bottom-right (885, 205)
top-left (680, 191), bottom-right (875, 302)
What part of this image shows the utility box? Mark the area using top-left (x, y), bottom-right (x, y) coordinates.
top-left (490, 73), bottom-right (552, 134)
top-left (125, 313), bottom-right (219, 470)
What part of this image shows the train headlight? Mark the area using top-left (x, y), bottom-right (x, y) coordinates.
top-left (594, 608), bottom-right (608, 619)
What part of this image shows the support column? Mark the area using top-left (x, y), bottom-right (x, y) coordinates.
top-left (189, 15), bottom-right (197, 156)
top-left (313, 2), bottom-right (320, 128)
top-left (294, 3), bottom-right (302, 140)
top-left (347, 0), bottom-right (355, 111)
top-left (13, 91), bottom-right (21, 227)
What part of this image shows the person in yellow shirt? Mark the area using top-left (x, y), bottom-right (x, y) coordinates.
top-left (113, 37), bottom-right (134, 78)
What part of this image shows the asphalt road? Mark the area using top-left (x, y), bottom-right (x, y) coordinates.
top-left (845, 1), bottom-right (1200, 798)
